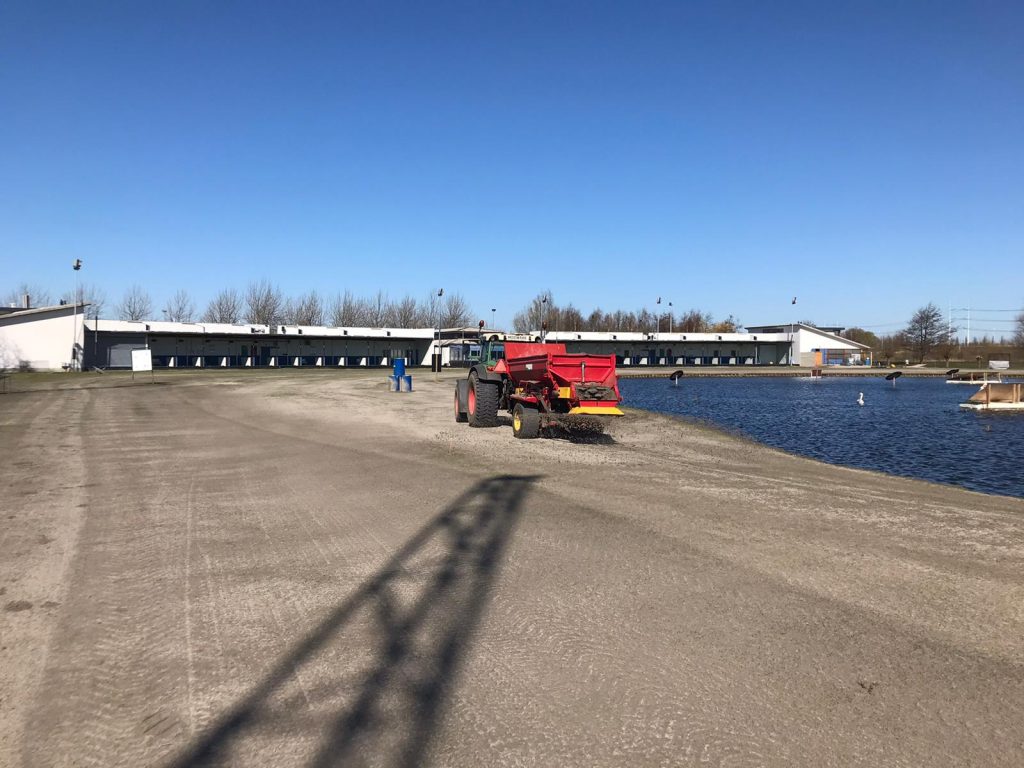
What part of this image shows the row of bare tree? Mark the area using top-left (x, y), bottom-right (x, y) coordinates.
top-left (2, 281), bottom-right (473, 328)
top-left (510, 291), bottom-right (740, 334)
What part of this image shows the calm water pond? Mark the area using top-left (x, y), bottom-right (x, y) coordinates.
top-left (621, 376), bottom-right (1024, 499)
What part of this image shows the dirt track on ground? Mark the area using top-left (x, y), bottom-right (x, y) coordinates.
top-left (2, 371), bottom-right (1024, 767)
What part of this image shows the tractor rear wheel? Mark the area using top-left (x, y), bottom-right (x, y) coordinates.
top-left (467, 372), bottom-right (500, 427)
top-left (512, 403), bottom-right (541, 439)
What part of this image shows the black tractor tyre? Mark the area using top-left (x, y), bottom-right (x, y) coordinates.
top-left (467, 372), bottom-right (500, 427)
top-left (512, 403), bottom-right (541, 439)
top-left (454, 384), bottom-right (468, 423)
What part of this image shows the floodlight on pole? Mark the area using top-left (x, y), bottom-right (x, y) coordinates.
top-left (71, 259), bottom-right (83, 371)
top-left (434, 288), bottom-right (444, 379)
top-left (789, 296), bottom-right (797, 365)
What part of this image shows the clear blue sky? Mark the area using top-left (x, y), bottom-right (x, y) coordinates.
top-left (1, 1), bottom-right (1021, 334)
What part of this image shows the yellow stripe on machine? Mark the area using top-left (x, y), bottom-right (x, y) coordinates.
top-left (568, 406), bottom-right (624, 416)
top-left (556, 387), bottom-right (572, 399)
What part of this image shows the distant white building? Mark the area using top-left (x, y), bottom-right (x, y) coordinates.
top-left (744, 324), bottom-right (869, 367)
top-left (0, 307), bottom-right (871, 372)
top-left (532, 323), bottom-right (868, 367)
top-left (0, 303), bottom-right (87, 371)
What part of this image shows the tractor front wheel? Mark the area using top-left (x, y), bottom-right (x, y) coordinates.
top-left (512, 403), bottom-right (541, 439)
top-left (467, 372), bottom-right (500, 427)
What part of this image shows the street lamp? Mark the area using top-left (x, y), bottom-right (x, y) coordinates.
top-left (434, 288), bottom-right (444, 379)
top-left (789, 296), bottom-right (797, 365)
top-left (491, 308), bottom-right (496, 329)
top-left (655, 297), bottom-right (661, 334)
top-left (71, 259), bottom-right (83, 371)
top-left (541, 296), bottom-right (548, 341)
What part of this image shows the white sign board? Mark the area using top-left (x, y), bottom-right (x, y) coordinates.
top-left (131, 348), bottom-right (153, 372)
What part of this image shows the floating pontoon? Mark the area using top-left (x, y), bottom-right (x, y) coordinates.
top-left (960, 383), bottom-right (1024, 411)
top-left (947, 371), bottom-right (1003, 385)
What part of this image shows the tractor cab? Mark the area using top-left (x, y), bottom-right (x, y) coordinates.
top-left (482, 340), bottom-right (505, 366)
top-left (478, 332), bottom-right (535, 370)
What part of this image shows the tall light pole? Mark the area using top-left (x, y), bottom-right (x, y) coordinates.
top-left (71, 259), bottom-right (83, 371)
top-left (789, 296), bottom-right (797, 365)
top-left (541, 295), bottom-right (548, 341)
top-left (491, 308), bottom-right (496, 329)
top-left (668, 301), bottom-right (673, 333)
top-left (434, 288), bottom-right (444, 380)
top-left (655, 297), bottom-right (661, 334)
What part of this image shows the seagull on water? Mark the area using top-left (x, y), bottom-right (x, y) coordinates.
top-left (857, 392), bottom-right (865, 406)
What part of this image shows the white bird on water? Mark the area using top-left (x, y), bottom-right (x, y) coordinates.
top-left (857, 392), bottom-right (865, 406)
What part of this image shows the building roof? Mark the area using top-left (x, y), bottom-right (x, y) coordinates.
top-left (0, 303), bottom-right (89, 322)
top-left (63, 317), bottom-right (870, 350)
top-left (744, 322), bottom-right (869, 350)
top-left (84, 317), bottom-right (437, 339)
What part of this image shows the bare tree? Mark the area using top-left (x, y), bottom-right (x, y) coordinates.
top-left (392, 295), bottom-right (421, 328)
top-left (709, 314), bottom-right (739, 333)
top-left (1015, 309), bottom-right (1024, 348)
top-left (904, 302), bottom-right (952, 362)
top-left (842, 327), bottom-right (880, 349)
top-left (329, 291), bottom-right (373, 326)
top-left (116, 284), bottom-right (153, 321)
top-left (329, 291), bottom-right (355, 326)
top-left (585, 308), bottom-right (607, 332)
top-left (512, 291), bottom-right (554, 332)
top-left (162, 289), bottom-right (195, 322)
top-left (559, 303), bottom-right (585, 332)
top-left (244, 280), bottom-right (284, 325)
top-left (420, 291), bottom-right (445, 328)
top-left (287, 290), bottom-right (325, 326)
top-left (608, 309), bottom-right (632, 332)
top-left (83, 284), bottom-right (106, 319)
top-left (636, 308), bottom-right (654, 334)
top-left (677, 309), bottom-right (712, 333)
top-left (62, 282), bottom-right (107, 319)
top-left (366, 290), bottom-right (395, 327)
top-left (439, 292), bottom-right (472, 328)
top-left (201, 288), bottom-right (242, 324)
top-left (878, 333), bottom-right (907, 366)
top-left (3, 283), bottom-right (52, 308)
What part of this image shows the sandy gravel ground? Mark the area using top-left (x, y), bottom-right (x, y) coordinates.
top-left (2, 371), bottom-right (1023, 767)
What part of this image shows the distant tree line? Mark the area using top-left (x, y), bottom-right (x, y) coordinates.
top-left (841, 301), bottom-right (1024, 365)
top-left (7, 280), bottom-right (1022, 357)
top-left (510, 291), bottom-right (740, 334)
top-left (188, 283), bottom-right (472, 328)
top-left (3, 281), bottom-right (473, 329)
top-left (838, 303), bottom-right (956, 364)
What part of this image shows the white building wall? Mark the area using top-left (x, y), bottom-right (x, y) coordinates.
top-left (793, 328), bottom-right (867, 366)
top-left (0, 308), bottom-right (85, 371)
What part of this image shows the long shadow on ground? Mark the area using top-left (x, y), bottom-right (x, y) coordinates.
top-left (167, 474), bottom-right (540, 768)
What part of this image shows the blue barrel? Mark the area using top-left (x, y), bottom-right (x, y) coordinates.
top-left (393, 358), bottom-right (406, 378)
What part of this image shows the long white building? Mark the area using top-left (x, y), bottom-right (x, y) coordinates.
top-left (1, 305), bottom-right (870, 371)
